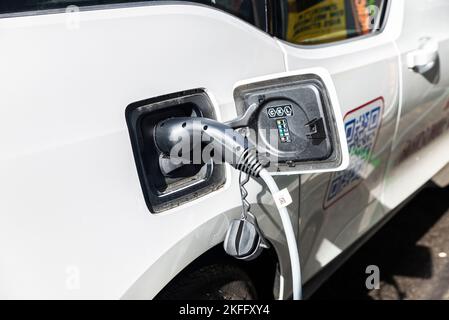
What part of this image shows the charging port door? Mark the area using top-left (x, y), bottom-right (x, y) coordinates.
top-left (232, 68), bottom-right (349, 175)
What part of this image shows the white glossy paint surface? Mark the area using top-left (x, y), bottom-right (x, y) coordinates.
top-left (1, 0), bottom-right (449, 299)
top-left (0, 4), bottom-right (290, 299)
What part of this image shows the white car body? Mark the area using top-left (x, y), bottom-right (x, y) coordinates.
top-left (0, 0), bottom-right (449, 299)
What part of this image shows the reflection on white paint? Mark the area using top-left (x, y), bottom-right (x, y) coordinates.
top-left (315, 238), bottom-right (342, 267)
top-left (278, 274), bottom-right (285, 300)
top-left (357, 201), bottom-right (379, 234)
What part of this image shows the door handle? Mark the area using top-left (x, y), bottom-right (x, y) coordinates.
top-left (407, 38), bottom-right (439, 74)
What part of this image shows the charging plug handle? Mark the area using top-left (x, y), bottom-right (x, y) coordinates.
top-left (155, 117), bottom-right (264, 176)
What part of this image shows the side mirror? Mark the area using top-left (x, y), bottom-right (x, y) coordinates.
top-left (229, 68), bottom-right (349, 175)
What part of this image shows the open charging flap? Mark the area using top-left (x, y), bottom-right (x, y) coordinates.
top-left (230, 68), bottom-right (349, 175)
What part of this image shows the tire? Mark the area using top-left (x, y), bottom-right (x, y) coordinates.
top-left (155, 264), bottom-right (258, 300)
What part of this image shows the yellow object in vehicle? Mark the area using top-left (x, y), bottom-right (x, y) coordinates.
top-left (286, 0), bottom-right (347, 44)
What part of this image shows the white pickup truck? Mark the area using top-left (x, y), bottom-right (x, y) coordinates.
top-left (0, 0), bottom-right (449, 300)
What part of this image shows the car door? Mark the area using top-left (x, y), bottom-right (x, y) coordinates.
top-left (267, 0), bottom-right (402, 285)
top-left (383, 0), bottom-right (449, 209)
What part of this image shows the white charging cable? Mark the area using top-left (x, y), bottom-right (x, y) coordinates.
top-left (154, 117), bottom-right (302, 299)
top-left (259, 169), bottom-right (302, 300)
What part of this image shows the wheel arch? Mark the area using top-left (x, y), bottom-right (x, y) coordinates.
top-left (121, 211), bottom-right (288, 300)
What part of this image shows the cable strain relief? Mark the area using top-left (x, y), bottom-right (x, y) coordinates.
top-left (236, 149), bottom-right (270, 177)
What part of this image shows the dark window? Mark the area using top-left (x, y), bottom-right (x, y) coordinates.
top-left (270, 0), bottom-right (388, 45)
top-left (0, 0), bottom-right (267, 31)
